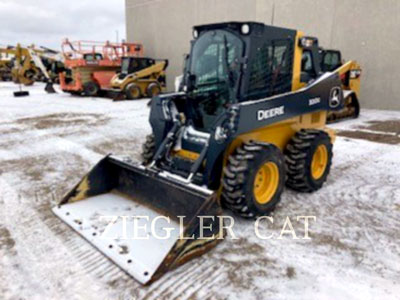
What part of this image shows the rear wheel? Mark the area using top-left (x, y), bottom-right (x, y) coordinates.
top-left (284, 129), bottom-right (333, 192)
top-left (222, 141), bottom-right (286, 218)
top-left (67, 91), bottom-right (82, 96)
top-left (141, 134), bottom-right (155, 165)
top-left (83, 81), bottom-right (100, 96)
top-left (125, 83), bottom-right (141, 100)
top-left (146, 82), bottom-right (161, 98)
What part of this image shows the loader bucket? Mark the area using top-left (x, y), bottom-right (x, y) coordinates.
top-left (52, 155), bottom-right (223, 285)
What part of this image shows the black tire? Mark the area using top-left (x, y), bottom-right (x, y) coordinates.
top-left (349, 95), bottom-right (360, 118)
top-left (284, 129), bottom-right (333, 192)
top-left (141, 134), bottom-right (155, 165)
top-left (221, 141), bottom-right (286, 219)
top-left (146, 82), bottom-right (161, 98)
top-left (24, 69), bottom-right (36, 81)
top-left (125, 83), bottom-right (141, 100)
top-left (66, 91), bottom-right (81, 96)
top-left (83, 81), bottom-right (100, 96)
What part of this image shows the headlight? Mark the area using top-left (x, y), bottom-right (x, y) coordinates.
top-left (241, 24), bottom-right (250, 35)
top-left (350, 69), bottom-right (362, 79)
top-left (193, 29), bottom-right (199, 39)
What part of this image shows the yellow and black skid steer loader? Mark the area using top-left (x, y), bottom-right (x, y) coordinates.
top-left (109, 57), bottom-right (168, 100)
top-left (53, 22), bottom-right (347, 285)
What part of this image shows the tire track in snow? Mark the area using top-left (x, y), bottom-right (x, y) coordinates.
top-left (0, 177), bottom-right (112, 300)
top-left (36, 203), bottom-right (130, 287)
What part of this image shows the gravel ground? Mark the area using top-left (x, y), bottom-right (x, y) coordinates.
top-left (0, 82), bottom-right (399, 300)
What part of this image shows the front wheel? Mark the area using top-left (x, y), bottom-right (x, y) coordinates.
top-left (141, 134), bottom-right (155, 165)
top-left (221, 141), bottom-right (286, 218)
top-left (83, 81), bottom-right (100, 96)
top-left (125, 83), bottom-right (141, 100)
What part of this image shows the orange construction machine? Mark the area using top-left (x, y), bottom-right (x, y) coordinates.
top-left (59, 39), bottom-right (143, 96)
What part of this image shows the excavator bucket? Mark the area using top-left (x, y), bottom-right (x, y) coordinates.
top-left (45, 81), bottom-right (56, 94)
top-left (52, 155), bottom-right (223, 285)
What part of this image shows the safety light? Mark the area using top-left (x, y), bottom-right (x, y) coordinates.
top-left (193, 29), bottom-right (199, 39)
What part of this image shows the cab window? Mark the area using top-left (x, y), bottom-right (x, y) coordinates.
top-left (248, 39), bottom-right (293, 99)
top-left (302, 51), bottom-right (313, 72)
top-left (321, 51), bottom-right (341, 72)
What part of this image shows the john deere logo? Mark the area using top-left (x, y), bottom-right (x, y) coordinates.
top-left (329, 87), bottom-right (342, 108)
top-left (258, 106), bottom-right (285, 121)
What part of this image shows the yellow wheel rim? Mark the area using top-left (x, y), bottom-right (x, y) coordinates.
top-left (311, 144), bottom-right (328, 180)
top-left (151, 85), bottom-right (160, 95)
top-left (254, 162), bottom-right (279, 205)
top-left (131, 88), bottom-right (140, 98)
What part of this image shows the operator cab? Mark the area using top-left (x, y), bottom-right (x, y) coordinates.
top-left (183, 22), bottom-right (297, 132)
top-left (118, 57), bottom-right (156, 79)
top-left (300, 45), bottom-right (343, 83)
top-left (320, 49), bottom-right (342, 72)
top-left (83, 53), bottom-right (103, 61)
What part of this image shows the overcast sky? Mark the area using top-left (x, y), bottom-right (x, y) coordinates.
top-left (0, 0), bottom-right (126, 51)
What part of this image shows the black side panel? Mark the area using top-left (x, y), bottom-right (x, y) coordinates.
top-left (202, 72), bottom-right (344, 188)
top-left (235, 73), bottom-right (343, 134)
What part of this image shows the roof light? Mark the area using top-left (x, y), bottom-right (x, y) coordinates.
top-left (300, 37), bottom-right (314, 48)
top-left (241, 24), bottom-right (250, 35)
top-left (193, 30), bottom-right (199, 39)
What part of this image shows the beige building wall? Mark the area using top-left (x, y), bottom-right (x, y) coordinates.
top-left (126, 0), bottom-right (400, 110)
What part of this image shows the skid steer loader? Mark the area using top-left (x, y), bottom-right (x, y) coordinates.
top-left (53, 22), bottom-right (347, 285)
top-left (109, 57), bottom-right (168, 100)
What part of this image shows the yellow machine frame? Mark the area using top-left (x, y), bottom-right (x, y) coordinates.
top-left (111, 60), bottom-right (168, 97)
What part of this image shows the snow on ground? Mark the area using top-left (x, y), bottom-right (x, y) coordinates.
top-left (0, 82), bottom-right (399, 300)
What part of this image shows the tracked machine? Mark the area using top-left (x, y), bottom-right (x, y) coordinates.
top-left (54, 22), bottom-right (349, 284)
top-left (317, 48), bottom-right (361, 122)
top-left (59, 39), bottom-right (143, 96)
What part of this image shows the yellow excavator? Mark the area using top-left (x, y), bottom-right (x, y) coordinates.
top-left (0, 44), bottom-right (60, 93)
top-left (53, 22), bottom-right (360, 285)
top-left (110, 57), bottom-right (168, 100)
